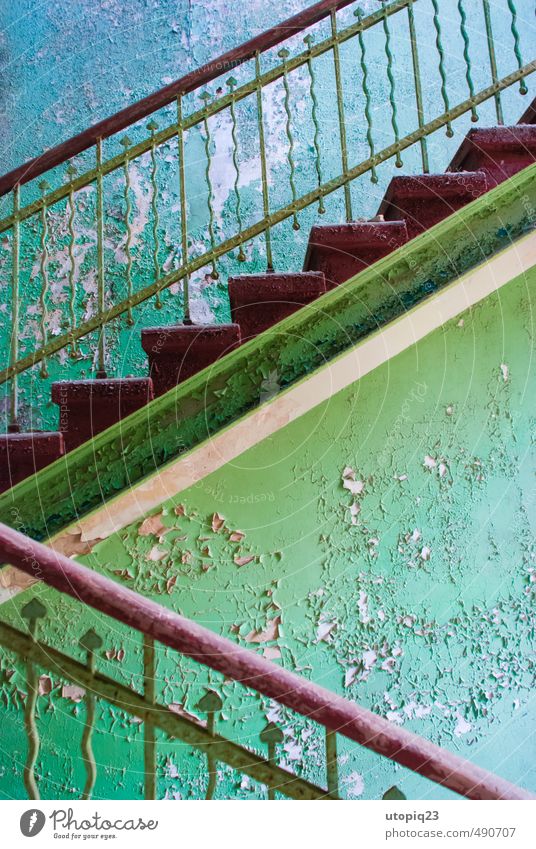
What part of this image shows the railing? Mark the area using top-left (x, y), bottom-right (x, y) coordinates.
top-left (0, 0), bottom-right (534, 432)
top-left (0, 522), bottom-right (532, 800)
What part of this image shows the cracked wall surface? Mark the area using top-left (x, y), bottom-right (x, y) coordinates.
top-left (0, 265), bottom-right (534, 799)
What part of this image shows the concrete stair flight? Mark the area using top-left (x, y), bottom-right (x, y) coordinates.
top-left (2, 121), bottom-right (535, 492)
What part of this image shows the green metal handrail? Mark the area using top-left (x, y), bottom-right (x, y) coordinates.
top-left (0, 0), bottom-right (534, 429)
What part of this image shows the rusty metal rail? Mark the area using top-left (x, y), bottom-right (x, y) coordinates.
top-left (0, 521), bottom-right (532, 801)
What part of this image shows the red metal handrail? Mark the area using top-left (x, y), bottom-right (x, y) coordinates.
top-left (0, 0), bottom-right (358, 197)
top-left (0, 521), bottom-right (531, 800)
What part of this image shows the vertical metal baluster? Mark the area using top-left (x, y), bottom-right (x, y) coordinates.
top-left (199, 92), bottom-right (219, 280)
top-left (431, 0), bottom-right (454, 137)
top-left (147, 121), bottom-right (163, 309)
top-left (457, 0), bottom-right (478, 122)
top-left (197, 689), bottom-right (223, 800)
top-left (278, 49), bottom-right (301, 231)
top-left (260, 722), bottom-right (283, 801)
top-left (120, 136), bottom-right (135, 325)
top-left (66, 164), bottom-right (80, 358)
top-left (38, 182), bottom-right (50, 379)
top-left (507, 0), bottom-right (528, 95)
top-left (143, 636), bottom-right (157, 800)
top-left (226, 77), bottom-right (247, 261)
top-left (21, 599), bottom-right (46, 800)
top-left (304, 36), bottom-right (326, 214)
top-left (407, 1), bottom-right (429, 173)
top-left (325, 729), bottom-right (340, 799)
top-left (9, 185), bottom-right (20, 433)
top-left (331, 10), bottom-right (352, 220)
top-left (96, 139), bottom-right (107, 378)
top-left (177, 95), bottom-right (192, 324)
top-left (79, 629), bottom-right (102, 800)
top-left (482, 0), bottom-right (504, 124)
top-left (255, 52), bottom-right (274, 272)
top-left (354, 8), bottom-right (378, 184)
top-left (381, 1), bottom-right (402, 167)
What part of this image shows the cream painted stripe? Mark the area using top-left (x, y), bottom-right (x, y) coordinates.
top-left (5, 228), bottom-right (534, 583)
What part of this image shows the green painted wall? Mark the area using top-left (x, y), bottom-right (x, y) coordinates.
top-left (1, 263), bottom-right (534, 799)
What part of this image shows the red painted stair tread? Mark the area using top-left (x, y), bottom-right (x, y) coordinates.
top-left (51, 377), bottom-right (154, 452)
top-left (228, 272), bottom-right (328, 341)
top-left (0, 431), bottom-right (64, 492)
top-left (304, 221), bottom-right (408, 285)
top-left (378, 171), bottom-right (489, 238)
top-left (448, 126), bottom-right (536, 186)
top-left (141, 323), bottom-right (241, 397)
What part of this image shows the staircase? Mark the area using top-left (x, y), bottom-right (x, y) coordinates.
top-left (0, 0), bottom-right (535, 493)
top-left (1, 118), bottom-right (535, 491)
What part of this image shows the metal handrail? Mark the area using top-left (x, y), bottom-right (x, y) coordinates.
top-left (0, 521), bottom-right (531, 800)
top-left (0, 0), bottom-right (358, 197)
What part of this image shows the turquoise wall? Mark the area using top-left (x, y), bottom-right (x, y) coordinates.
top-left (0, 264), bottom-right (534, 799)
top-left (0, 0), bottom-right (535, 431)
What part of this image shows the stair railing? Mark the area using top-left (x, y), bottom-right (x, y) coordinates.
top-left (0, 0), bottom-right (534, 432)
top-left (0, 521), bottom-right (532, 800)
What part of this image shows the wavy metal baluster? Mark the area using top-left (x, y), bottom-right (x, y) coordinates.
top-left (325, 729), bottom-right (340, 799)
top-left (147, 121), bottom-right (163, 309)
top-left (143, 636), bottom-right (157, 800)
top-left (199, 92), bottom-right (219, 280)
top-left (354, 8), bottom-right (378, 184)
top-left (407, 1), bottom-right (429, 173)
top-left (381, 1), bottom-right (402, 167)
top-left (255, 52), bottom-right (274, 272)
top-left (507, 0), bottom-right (528, 95)
top-left (278, 49), bottom-right (301, 231)
top-left (260, 722), bottom-right (284, 800)
top-left (21, 598), bottom-right (46, 800)
top-left (330, 10), bottom-right (352, 219)
top-left (457, 0), bottom-right (478, 122)
top-left (66, 164), bottom-right (80, 358)
top-left (9, 185), bottom-right (20, 433)
top-left (304, 35), bottom-right (326, 214)
top-left (121, 136), bottom-right (135, 324)
top-left (95, 139), bottom-right (107, 378)
top-left (226, 78), bottom-right (247, 261)
top-left (79, 629), bottom-right (103, 800)
top-left (176, 95), bottom-right (192, 324)
top-left (482, 0), bottom-right (504, 124)
top-left (197, 689), bottom-right (223, 799)
top-left (38, 182), bottom-right (50, 378)
top-left (431, 0), bottom-right (453, 137)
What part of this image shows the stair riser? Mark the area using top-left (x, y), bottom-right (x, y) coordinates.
top-left (0, 433), bottom-right (64, 492)
top-left (308, 243), bottom-right (404, 286)
top-left (142, 325), bottom-right (241, 397)
top-left (59, 400), bottom-right (150, 452)
top-left (451, 150), bottom-right (536, 187)
top-left (384, 194), bottom-right (487, 238)
top-left (52, 379), bottom-right (153, 453)
top-left (229, 272), bottom-right (327, 341)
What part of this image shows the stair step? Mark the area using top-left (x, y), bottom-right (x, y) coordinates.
top-left (304, 221), bottom-right (408, 285)
top-left (51, 377), bottom-right (153, 452)
top-left (228, 272), bottom-right (328, 341)
top-left (141, 323), bottom-right (241, 397)
top-left (448, 126), bottom-right (536, 186)
top-left (0, 431), bottom-right (64, 492)
top-left (378, 171), bottom-right (489, 238)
